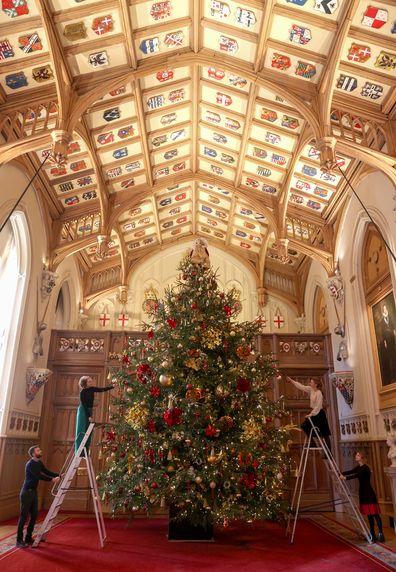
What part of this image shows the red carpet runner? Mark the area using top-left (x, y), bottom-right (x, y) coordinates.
top-left (1, 517), bottom-right (392, 572)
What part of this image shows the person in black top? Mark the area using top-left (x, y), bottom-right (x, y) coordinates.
top-left (341, 451), bottom-right (384, 542)
top-left (75, 375), bottom-right (114, 453)
top-left (16, 445), bottom-right (60, 548)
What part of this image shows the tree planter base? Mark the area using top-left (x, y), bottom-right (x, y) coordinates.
top-left (168, 507), bottom-right (214, 541)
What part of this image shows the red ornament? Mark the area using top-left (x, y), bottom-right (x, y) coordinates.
top-left (236, 378), bottom-right (251, 393)
top-left (223, 305), bottom-right (232, 316)
top-left (121, 354), bottom-right (130, 364)
top-left (167, 318), bottom-right (177, 328)
top-left (147, 329), bottom-right (154, 339)
top-left (205, 424), bottom-right (217, 437)
top-left (136, 363), bottom-right (152, 383)
top-left (241, 472), bottom-right (257, 490)
top-left (164, 407), bottom-right (182, 426)
top-left (106, 429), bottom-right (116, 441)
top-left (150, 386), bottom-right (161, 397)
top-left (147, 420), bottom-right (156, 433)
top-left (191, 303), bottom-right (198, 309)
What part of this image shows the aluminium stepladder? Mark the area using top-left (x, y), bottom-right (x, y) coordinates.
top-left (286, 417), bottom-right (372, 544)
top-left (33, 422), bottom-right (106, 548)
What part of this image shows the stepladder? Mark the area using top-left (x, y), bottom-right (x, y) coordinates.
top-left (33, 422), bottom-right (106, 548)
top-left (286, 418), bottom-right (372, 544)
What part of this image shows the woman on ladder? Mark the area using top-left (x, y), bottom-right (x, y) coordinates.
top-left (341, 451), bottom-right (384, 542)
top-left (286, 376), bottom-right (331, 452)
top-left (75, 376), bottom-right (115, 454)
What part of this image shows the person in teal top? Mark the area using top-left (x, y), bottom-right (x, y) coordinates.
top-left (75, 376), bottom-right (114, 454)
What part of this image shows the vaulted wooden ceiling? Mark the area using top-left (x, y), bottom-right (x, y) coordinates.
top-left (0, 0), bottom-right (395, 304)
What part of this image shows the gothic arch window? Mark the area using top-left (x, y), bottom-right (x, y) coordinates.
top-left (363, 225), bottom-right (396, 388)
top-left (0, 212), bottom-right (30, 430)
top-left (313, 286), bottom-right (329, 334)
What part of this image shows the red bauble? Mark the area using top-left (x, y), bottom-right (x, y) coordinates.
top-left (167, 318), bottom-right (177, 329)
top-left (241, 472), bottom-right (257, 490)
top-left (147, 330), bottom-right (154, 339)
top-left (147, 420), bottom-right (156, 433)
top-left (205, 424), bottom-right (217, 437)
top-left (223, 305), bottom-right (232, 316)
top-left (236, 377), bottom-right (251, 392)
top-left (121, 354), bottom-right (130, 364)
top-left (164, 407), bottom-right (182, 426)
top-left (191, 303), bottom-right (198, 309)
top-left (136, 363), bottom-right (152, 383)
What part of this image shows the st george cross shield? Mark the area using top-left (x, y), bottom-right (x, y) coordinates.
top-left (97, 132), bottom-right (114, 145)
top-left (113, 148), bottom-right (128, 160)
top-left (362, 6), bottom-right (387, 29)
top-left (156, 69), bottom-right (173, 82)
top-left (347, 43), bottom-right (371, 63)
top-left (89, 51), bottom-right (108, 67)
top-left (307, 147), bottom-right (320, 160)
top-left (164, 31), bottom-right (183, 47)
top-left (19, 33), bottom-right (42, 53)
top-left (0, 39), bottom-right (14, 59)
top-left (2, 0), bottom-right (28, 18)
top-left (314, 0), bottom-right (338, 15)
top-left (92, 15), bottom-right (113, 35)
top-left (118, 125), bottom-right (134, 139)
top-left (289, 24), bottom-right (311, 45)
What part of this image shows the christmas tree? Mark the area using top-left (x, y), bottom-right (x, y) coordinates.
top-left (100, 241), bottom-right (290, 529)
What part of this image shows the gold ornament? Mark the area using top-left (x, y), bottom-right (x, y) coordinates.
top-left (185, 358), bottom-right (200, 371)
top-left (159, 374), bottom-right (173, 387)
top-left (185, 387), bottom-right (205, 401)
top-left (236, 345), bottom-right (251, 359)
top-left (202, 327), bottom-right (222, 349)
top-left (125, 404), bottom-right (148, 429)
top-left (219, 415), bottom-right (233, 430)
top-left (128, 454), bottom-right (135, 474)
top-left (241, 418), bottom-right (262, 442)
top-left (215, 385), bottom-right (230, 398)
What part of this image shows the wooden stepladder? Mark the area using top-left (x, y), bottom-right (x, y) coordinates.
top-left (33, 422), bottom-right (106, 548)
top-left (286, 418), bottom-right (372, 544)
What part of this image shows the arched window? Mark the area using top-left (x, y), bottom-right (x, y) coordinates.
top-left (0, 212), bottom-right (30, 431)
top-left (363, 224), bottom-right (396, 388)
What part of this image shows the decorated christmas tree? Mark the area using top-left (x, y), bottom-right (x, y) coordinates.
top-left (100, 240), bottom-right (290, 530)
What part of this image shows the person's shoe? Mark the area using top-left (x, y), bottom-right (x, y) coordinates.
top-left (370, 533), bottom-right (376, 543)
top-left (16, 540), bottom-right (27, 548)
top-left (377, 532), bottom-right (385, 542)
top-left (24, 537), bottom-right (34, 545)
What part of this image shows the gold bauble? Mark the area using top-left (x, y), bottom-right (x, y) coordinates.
top-left (159, 374), bottom-right (173, 387)
top-left (125, 404), bottom-right (148, 429)
top-left (195, 476), bottom-right (202, 484)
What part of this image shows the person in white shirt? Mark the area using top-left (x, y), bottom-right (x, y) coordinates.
top-left (286, 376), bottom-right (331, 451)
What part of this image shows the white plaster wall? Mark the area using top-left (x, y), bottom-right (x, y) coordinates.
top-left (304, 171), bottom-right (396, 439)
top-left (0, 162), bottom-right (82, 434)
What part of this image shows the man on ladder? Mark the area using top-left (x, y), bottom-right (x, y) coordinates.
top-left (32, 422), bottom-right (107, 548)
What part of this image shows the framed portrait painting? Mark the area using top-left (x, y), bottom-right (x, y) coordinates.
top-left (372, 291), bottom-right (396, 387)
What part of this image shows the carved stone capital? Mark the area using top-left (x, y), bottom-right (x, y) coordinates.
top-left (273, 238), bottom-right (290, 264)
top-left (96, 235), bottom-right (110, 260)
top-left (50, 130), bottom-right (73, 166)
top-left (316, 136), bottom-right (337, 172)
top-left (41, 269), bottom-right (58, 298)
top-left (118, 285), bottom-right (129, 305)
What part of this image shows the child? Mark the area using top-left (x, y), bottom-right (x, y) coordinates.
top-left (341, 451), bottom-right (384, 542)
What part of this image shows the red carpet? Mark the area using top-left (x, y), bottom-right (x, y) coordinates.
top-left (1, 517), bottom-right (390, 571)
